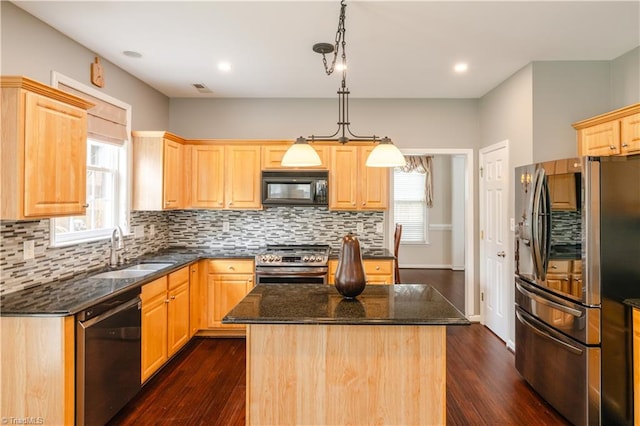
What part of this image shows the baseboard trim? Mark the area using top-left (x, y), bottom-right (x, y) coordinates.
top-left (467, 314), bottom-right (481, 323)
top-left (400, 264), bottom-right (453, 269)
top-left (451, 266), bottom-right (465, 271)
top-left (507, 339), bottom-right (516, 352)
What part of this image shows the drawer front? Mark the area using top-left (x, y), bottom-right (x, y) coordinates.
top-left (141, 276), bottom-right (168, 301)
top-left (364, 260), bottom-right (393, 275)
top-left (208, 259), bottom-right (254, 274)
top-left (168, 266), bottom-right (190, 290)
top-left (548, 260), bottom-right (571, 273)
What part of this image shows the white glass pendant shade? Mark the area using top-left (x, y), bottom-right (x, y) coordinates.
top-left (365, 138), bottom-right (406, 167)
top-left (281, 138), bottom-right (322, 167)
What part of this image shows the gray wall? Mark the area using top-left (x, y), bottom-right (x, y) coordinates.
top-left (611, 46), bottom-right (640, 109)
top-left (0, 1), bottom-right (170, 130)
top-left (169, 97), bottom-right (481, 150)
top-left (532, 61), bottom-right (612, 162)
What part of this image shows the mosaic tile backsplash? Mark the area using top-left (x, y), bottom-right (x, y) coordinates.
top-left (0, 208), bottom-right (384, 295)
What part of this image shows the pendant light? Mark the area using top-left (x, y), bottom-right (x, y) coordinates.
top-left (282, 0), bottom-right (405, 168)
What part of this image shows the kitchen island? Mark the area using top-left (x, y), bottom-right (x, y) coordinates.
top-left (224, 283), bottom-right (469, 426)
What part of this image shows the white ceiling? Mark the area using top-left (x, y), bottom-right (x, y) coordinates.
top-left (13, 1), bottom-right (640, 99)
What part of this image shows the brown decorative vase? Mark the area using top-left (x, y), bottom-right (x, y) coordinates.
top-left (334, 233), bottom-right (367, 298)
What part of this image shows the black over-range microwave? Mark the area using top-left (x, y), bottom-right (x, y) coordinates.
top-left (261, 171), bottom-right (328, 206)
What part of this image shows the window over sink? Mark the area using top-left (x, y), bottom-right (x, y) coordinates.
top-left (50, 72), bottom-right (131, 246)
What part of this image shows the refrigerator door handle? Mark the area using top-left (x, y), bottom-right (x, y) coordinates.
top-left (516, 309), bottom-right (583, 355)
top-left (531, 167), bottom-right (546, 280)
top-left (540, 174), bottom-right (552, 279)
top-left (515, 282), bottom-right (583, 317)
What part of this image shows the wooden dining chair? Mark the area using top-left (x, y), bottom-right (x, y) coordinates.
top-left (394, 223), bottom-right (402, 284)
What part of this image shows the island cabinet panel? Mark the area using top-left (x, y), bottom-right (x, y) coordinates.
top-left (1, 76), bottom-right (93, 220)
top-left (634, 308), bottom-right (640, 426)
top-left (246, 324), bottom-right (446, 426)
top-left (0, 315), bottom-right (75, 425)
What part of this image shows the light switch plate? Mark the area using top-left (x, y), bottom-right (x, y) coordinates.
top-left (356, 223), bottom-right (363, 233)
top-left (134, 225), bottom-right (144, 238)
top-left (23, 240), bottom-right (35, 260)
top-left (222, 221), bottom-right (230, 232)
top-left (376, 223), bottom-right (383, 233)
top-left (149, 224), bottom-right (156, 236)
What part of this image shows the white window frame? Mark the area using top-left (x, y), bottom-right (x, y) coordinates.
top-left (393, 168), bottom-right (430, 245)
top-left (50, 71), bottom-right (132, 247)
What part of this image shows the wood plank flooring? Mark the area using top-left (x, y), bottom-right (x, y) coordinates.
top-left (109, 269), bottom-right (570, 426)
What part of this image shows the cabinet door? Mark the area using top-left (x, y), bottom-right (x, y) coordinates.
top-left (330, 146), bottom-right (358, 210)
top-left (358, 146), bottom-right (389, 210)
top-left (163, 139), bottom-right (184, 209)
top-left (262, 144), bottom-right (329, 170)
top-left (141, 293), bottom-right (168, 383)
top-left (23, 92), bottom-right (87, 217)
top-left (208, 274), bottom-right (252, 328)
top-left (167, 280), bottom-right (190, 357)
top-left (621, 112), bottom-right (640, 155)
top-left (580, 121), bottom-right (620, 156)
top-left (191, 145), bottom-right (225, 208)
top-left (225, 145), bottom-right (261, 209)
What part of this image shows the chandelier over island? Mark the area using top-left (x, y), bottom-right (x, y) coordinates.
top-left (281, 0), bottom-right (406, 168)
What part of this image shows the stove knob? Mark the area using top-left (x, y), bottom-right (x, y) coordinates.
top-left (309, 256), bottom-right (316, 262)
top-left (275, 256), bottom-right (281, 262)
top-left (260, 255), bottom-right (267, 262)
top-left (303, 256), bottom-right (309, 262)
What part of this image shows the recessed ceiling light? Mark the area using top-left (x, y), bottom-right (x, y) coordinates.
top-left (123, 50), bottom-right (142, 58)
top-left (218, 61), bottom-right (232, 72)
top-left (454, 62), bottom-right (468, 73)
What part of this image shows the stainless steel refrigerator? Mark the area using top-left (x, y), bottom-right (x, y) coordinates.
top-left (514, 154), bottom-right (640, 425)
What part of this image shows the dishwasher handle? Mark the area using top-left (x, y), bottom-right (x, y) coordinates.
top-left (78, 297), bottom-right (141, 329)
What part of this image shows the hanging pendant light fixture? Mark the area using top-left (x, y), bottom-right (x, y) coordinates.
top-left (282, 0), bottom-right (405, 168)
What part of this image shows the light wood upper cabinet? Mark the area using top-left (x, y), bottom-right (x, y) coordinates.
top-left (262, 143), bottom-right (330, 170)
top-left (132, 131), bottom-right (185, 210)
top-left (1, 76), bottom-right (93, 220)
top-left (329, 144), bottom-right (389, 211)
top-left (573, 103), bottom-right (640, 157)
top-left (621, 112), bottom-right (640, 155)
top-left (189, 145), bottom-right (225, 208)
top-left (225, 145), bottom-right (261, 209)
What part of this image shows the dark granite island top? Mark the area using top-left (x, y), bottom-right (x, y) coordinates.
top-left (224, 283), bottom-right (469, 325)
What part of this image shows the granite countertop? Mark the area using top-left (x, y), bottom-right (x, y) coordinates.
top-left (1, 246), bottom-right (394, 317)
top-left (223, 284), bottom-right (469, 326)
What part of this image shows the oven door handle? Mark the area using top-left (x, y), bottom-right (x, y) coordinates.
top-left (516, 310), bottom-right (583, 355)
top-left (516, 282), bottom-right (582, 317)
top-left (255, 270), bottom-right (328, 277)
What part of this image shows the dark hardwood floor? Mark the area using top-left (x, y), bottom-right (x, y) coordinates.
top-left (110, 269), bottom-right (570, 426)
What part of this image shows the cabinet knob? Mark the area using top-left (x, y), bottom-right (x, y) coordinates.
top-left (551, 265), bottom-right (557, 269)
top-left (609, 145), bottom-right (616, 150)
top-left (376, 266), bottom-right (380, 270)
top-left (622, 143), bottom-right (629, 148)
top-left (170, 295), bottom-right (176, 300)
top-left (82, 203), bottom-right (89, 208)
top-left (228, 266), bottom-right (235, 270)
top-left (229, 202), bottom-right (233, 206)
top-left (362, 202), bottom-right (366, 206)
top-left (164, 299), bottom-right (170, 304)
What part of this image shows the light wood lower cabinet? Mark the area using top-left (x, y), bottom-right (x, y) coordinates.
top-left (328, 259), bottom-right (395, 285)
top-left (141, 266), bottom-right (190, 383)
top-left (206, 259), bottom-right (254, 332)
top-left (0, 315), bottom-right (75, 425)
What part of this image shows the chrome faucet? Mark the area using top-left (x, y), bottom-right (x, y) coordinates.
top-left (109, 226), bottom-right (126, 267)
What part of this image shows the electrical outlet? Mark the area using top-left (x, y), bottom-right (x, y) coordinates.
top-left (222, 221), bottom-right (230, 232)
top-left (149, 224), bottom-right (156, 236)
top-left (510, 218), bottom-right (515, 232)
top-left (23, 240), bottom-right (35, 260)
top-left (134, 225), bottom-right (144, 238)
top-left (376, 223), bottom-right (383, 233)
top-left (356, 222), bottom-right (363, 233)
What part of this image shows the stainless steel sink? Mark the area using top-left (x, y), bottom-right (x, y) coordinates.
top-left (90, 270), bottom-right (155, 279)
top-left (124, 263), bottom-right (174, 271)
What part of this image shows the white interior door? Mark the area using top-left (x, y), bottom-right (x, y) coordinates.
top-left (480, 142), bottom-right (509, 342)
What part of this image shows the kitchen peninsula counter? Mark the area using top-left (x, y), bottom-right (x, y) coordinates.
top-left (224, 283), bottom-right (468, 425)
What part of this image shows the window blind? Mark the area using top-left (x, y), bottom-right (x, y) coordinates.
top-left (394, 170), bottom-right (428, 243)
top-left (58, 82), bottom-right (127, 145)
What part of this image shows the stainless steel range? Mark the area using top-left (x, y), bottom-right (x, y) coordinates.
top-left (255, 244), bottom-right (330, 284)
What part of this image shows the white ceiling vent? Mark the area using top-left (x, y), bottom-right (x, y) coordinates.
top-left (192, 83), bottom-right (212, 94)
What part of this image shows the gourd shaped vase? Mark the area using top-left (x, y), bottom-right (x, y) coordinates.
top-left (334, 233), bottom-right (367, 298)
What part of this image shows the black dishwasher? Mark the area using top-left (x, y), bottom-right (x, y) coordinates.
top-left (76, 287), bottom-right (141, 425)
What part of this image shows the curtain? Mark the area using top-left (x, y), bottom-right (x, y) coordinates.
top-left (398, 155), bottom-right (433, 207)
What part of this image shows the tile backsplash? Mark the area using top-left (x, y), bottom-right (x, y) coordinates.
top-left (0, 208), bottom-right (384, 295)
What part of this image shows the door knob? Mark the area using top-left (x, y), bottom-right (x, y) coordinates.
top-left (497, 251), bottom-right (506, 258)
